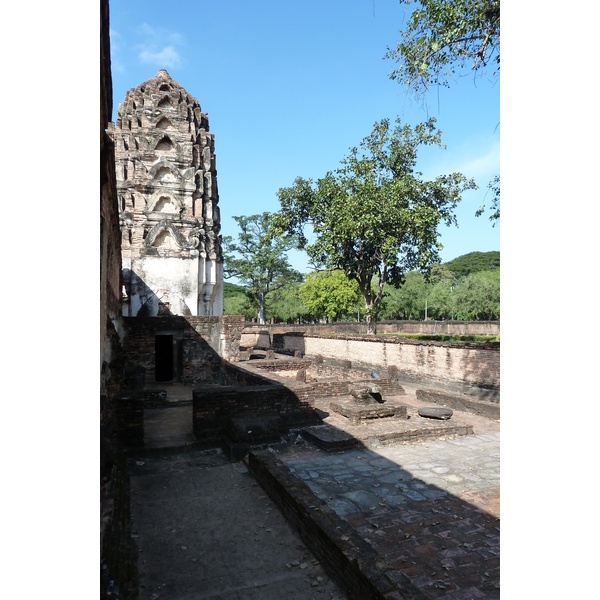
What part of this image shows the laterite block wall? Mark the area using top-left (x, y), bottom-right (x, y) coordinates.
top-left (301, 336), bottom-right (499, 389)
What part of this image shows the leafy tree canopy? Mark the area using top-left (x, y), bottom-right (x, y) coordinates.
top-left (222, 212), bottom-right (301, 324)
top-left (386, 0), bottom-right (500, 98)
top-left (381, 271), bottom-right (428, 320)
top-left (223, 293), bottom-right (255, 321)
top-left (274, 117), bottom-right (476, 333)
top-left (223, 281), bottom-right (249, 299)
top-left (452, 268), bottom-right (499, 320)
top-left (381, 251), bottom-right (499, 321)
top-left (385, 1), bottom-right (500, 225)
top-left (267, 279), bottom-right (309, 324)
top-left (299, 270), bottom-right (361, 322)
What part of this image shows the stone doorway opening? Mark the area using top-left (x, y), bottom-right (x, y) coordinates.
top-left (155, 334), bottom-right (173, 381)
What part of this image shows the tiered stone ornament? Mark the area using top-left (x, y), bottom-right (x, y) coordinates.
top-left (108, 69), bottom-right (223, 316)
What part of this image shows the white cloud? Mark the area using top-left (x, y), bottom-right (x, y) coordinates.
top-left (134, 22), bottom-right (185, 70)
top-left (138, 22), bottom-right (183, 45)
top-left (138, 46), bottom-right (182, 69)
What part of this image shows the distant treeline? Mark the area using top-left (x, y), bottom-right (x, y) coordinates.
top-left (224, 251), bottom-right (500, 323)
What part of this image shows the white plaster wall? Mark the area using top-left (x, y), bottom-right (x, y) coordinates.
top-left (303, 337), bottom-right (388, 365)
top-left (240, 331), bottom-right (273, 348)
top-left (130, 255), bottom-right (199, 316)
top-left (198, 258), bottom-right (223, 316)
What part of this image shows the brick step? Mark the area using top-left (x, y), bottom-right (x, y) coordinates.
top-left (301, 418), bottom-right (473, 452)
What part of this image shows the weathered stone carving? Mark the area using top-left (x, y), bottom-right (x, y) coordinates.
top-left (349, 383), bottom-right (382, 404)
top-left (108, 69), bottom-right (223, 316)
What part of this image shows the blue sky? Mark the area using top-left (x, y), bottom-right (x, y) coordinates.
top-left (109, 0), bottom-right (499, 273)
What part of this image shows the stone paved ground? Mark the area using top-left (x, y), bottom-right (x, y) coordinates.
top-left (276, 432), bottom-right (500, 598)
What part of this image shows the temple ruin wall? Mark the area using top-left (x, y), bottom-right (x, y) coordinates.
top-left (241, 328), bottom-right (499, 390)
top-left (121, 315), bottom-right (244, 383)
top-left (303, 336), bottom-right (499, 389)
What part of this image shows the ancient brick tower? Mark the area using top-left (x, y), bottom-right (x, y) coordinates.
top-left (108, 69), bottom-right (223, 317)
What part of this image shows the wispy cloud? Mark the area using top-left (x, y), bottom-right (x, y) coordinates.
top-left (422, 137), bottom-right (500, 185)
top-left (138, 45), bottom-right (182, 69)
top-left (142, 24), bottom-right (184, 45)
top-left (138, 23), bottom-right (155, 37)
top-left (454, 140), bottom-right (500, 180)
top-left (135, 22), bottom-right (184, 69)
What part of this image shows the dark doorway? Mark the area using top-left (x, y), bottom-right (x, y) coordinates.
top-left (155, 335), bottom-right (174, 381)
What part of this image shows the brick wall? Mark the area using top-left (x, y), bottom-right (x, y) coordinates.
top-left (101, 2), bottom-right (137, 598)
top-left (243, 320), bottom-right (499, 338)
top-left (100, 0), bottom-right (123, 393)
top-left (301, 336), bottom-right (499, 389)
top-left (120, 315), bottom-right (244, 384)
top-left (221, 315), bottom-right (246, 359)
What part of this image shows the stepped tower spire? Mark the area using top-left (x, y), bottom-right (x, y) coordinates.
top-left (108, 70), bottom-right (223, 316)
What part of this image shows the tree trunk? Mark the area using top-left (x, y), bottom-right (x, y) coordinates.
top-left (366, 314), bottom-right (377, 335)
top-left (359, 276), bottom-right (377, 335)
top-left (364, 299), bottom-right (377, 335)
top-left (258, 292), bottom-right (266, 325)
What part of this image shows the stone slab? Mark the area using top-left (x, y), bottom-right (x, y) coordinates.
top-left (300, 424), bottom-right (359, 451)
top-left (416, 388), bottom-right (500, 420)
top-left (418, 406), bottom-right (454, 420)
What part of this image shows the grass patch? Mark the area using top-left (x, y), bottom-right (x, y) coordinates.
top-left (379, 333), bottom-right (500, 343)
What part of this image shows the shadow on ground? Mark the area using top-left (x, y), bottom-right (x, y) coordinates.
top-left (120, 374), bottom-right (499, 600)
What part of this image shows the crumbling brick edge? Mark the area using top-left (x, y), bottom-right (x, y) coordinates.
top-left (247, 450), bottom-right (427, 600)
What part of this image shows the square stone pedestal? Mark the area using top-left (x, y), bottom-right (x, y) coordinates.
top-left (329, 398), bottom-right (407, 426)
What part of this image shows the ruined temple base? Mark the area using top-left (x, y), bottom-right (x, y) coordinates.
top-left (302, 397), bottom-right (473, 452)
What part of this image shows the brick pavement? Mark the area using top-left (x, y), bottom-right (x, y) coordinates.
top-left (272, 431), bottom-right (500, 599)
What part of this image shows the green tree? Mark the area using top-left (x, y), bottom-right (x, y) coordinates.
top-left (422, 263), bottom-right (456, 319)
top-left (386, 1), bottom-right (500, 226)
top-left (475, 173), bottom-right (500, 226)
top-left (223, 293), bottom-right (255, 320)
top-left (222, 212), bottom-right (301, 324)
top-left (381, 271), bottom-right (428, 320)
top-left (299, 270), bottom-right (361, 323)
top-left (386, 0), bottom-right (500, 98)
top-left (267, 279), bottom-right (308, 324)
top-left (427, 278), bottom-right (454, 319)
top-left (275, 117), bottom-right (476, 334)
top-left (452, 269), bottom-right (500, 320)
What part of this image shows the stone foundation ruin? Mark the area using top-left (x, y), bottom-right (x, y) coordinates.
top-left (183, 350), bottom-right (478, 461)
